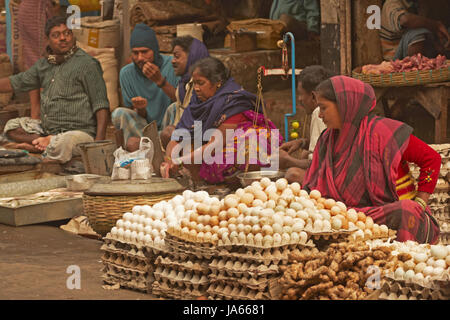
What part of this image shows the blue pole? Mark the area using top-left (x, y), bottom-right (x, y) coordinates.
top-left (283, 32), bottom-right (296, 141)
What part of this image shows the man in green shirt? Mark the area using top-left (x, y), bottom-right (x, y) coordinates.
top-left (0, 16), bottom-right (110, 163)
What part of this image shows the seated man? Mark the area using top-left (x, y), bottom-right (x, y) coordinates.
top-left (0, 16), bottom-right (109, 164)
top-left (278, 65), bottom-right (332, 183)
top-left (380, 0), bottom-right (450, 60)
top-left (160, 36), bottom-right (210, 149)
top-left (112, 23), bottom-right (179, 152)
top-left (270, 0), bottom-right (320, 40)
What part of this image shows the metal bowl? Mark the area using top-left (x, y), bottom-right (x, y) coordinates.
top-left (237, 170), bottom-right (286, 187)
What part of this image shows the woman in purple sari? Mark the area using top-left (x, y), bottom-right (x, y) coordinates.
top-left (161, 57), bottom-right (282, 183)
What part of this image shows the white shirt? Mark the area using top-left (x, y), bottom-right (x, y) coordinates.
top-left (308, 107), bottom-right (327, 160)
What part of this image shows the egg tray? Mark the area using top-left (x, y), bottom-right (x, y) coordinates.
top-left (153, 267), bottom-right (209, 287)
top-left (152, 275), bottom-right (209, 294)
top-left (155, 256), bottom-right (209, 274)
top-left (102, 274), bottom-right (149, 293)
top-left (152, 281), bottom-right (206, 300)
top-left (211, 247), bottom-right (297, 266)
top-left (209, 258), bottom-right (280, 277)
top-left (208, 272), bottom-right (280, 292)
top-left (100, 243), bottom-right (147, 260)
top-left (431, 189), bottom-right (450, 198)
top-left (375, 279), bottom-right (448, 300)
top-left (215, 238), bottom-right (315, 251)
top-left (384, 270), bottom-right (450, 291)
top-left (164, 235), bottom-right (216, 260)
top-left (206, 283), bottom-right (270, 300)
top-left (102, 264), bottom-right (149, 293)
top-left (166, 230), bottom-right (216, 247)
top-left (438, 232), bottom-right (450, 245)
top-left (103, 235), bottom-right (149, 255)
top-left (167, 228), bottom-right (318, 253)
top-left (101, 251), bottom-right (149, 272)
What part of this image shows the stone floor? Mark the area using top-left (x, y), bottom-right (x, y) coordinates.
top-left (0, 221), bottom-right (155, 300)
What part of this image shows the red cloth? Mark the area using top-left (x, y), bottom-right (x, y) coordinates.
top-left (398, 135), bottom-right (441, 194)
top-left (302, 76), bottom-right (440, 244)
top-left (223, 112), bottom-right (247, 124)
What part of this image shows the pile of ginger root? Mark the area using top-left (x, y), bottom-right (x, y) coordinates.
top-left (278, 241), bottom-right (402, 300)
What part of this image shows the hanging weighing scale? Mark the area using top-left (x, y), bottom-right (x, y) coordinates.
top-left (256, 32), bottom-right (303, 141)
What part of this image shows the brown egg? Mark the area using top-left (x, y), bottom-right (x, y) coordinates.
top-left (356, 221), bottom-right (366, 230)
top-left (317, 197), bottom-right (326, 204)
top-left (324, 199), bottom-right (336, 209)
top-left (210, 205), bottom-right (220, 216)
top-left (197, 203), bottom-right (209, 215)
top-left (240, 193), bottom-right (254, 206)
top-left (227, 208), bottom-right (239, 219)
top-left (218, 210), bottom-right (228, 221)
top-left (190, 212), bottom-right (199, 222)
top-left (330, 206), bottom-right (341, 216)
top-left (316, 203), bottom-right (325, 210)
top-left (210, 216), bottom-right (219, 227)
top-left (357, 212), bottom-right (367, 222)
top-left (365, 216), bottom-right (374, 229)
top-left (341, 217), bottom-right (349, 230)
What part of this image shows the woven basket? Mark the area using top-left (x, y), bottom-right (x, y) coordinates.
top-left (83, 193), bottom-right (180, 236)
top-left (352, 63), bottom-right (450, 87)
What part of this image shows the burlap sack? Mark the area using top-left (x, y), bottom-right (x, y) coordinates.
top-left (129, 1), bottom-right (208, 27)
top-left (0, 54), bottom-right (12, 106)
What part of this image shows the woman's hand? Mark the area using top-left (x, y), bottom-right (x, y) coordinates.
top-left (280, 138), bottom-right (309, 154)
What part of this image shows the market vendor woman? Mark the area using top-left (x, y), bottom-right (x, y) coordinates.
top-left (302, 76), bottom-right (441, 244)
top-left (161, 57), bottom-right (282, 184)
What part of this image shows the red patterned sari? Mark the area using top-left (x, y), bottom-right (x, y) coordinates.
top-left (302, 76), bottom-right (440, 244)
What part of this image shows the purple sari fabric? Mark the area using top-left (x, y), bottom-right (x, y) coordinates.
top-left (175, 78), bottom-right (257, 140)
top-left (178, 39), bottom-right (209, 103)
top-left (199, 110), bottom-right (283, 184)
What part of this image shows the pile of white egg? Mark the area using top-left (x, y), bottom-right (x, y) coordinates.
top-left (385, 241), bottom-right (450, 282)
top-left (108, 190), bottom-right (212, 246)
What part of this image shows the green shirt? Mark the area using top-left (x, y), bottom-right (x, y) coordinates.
top-left (9, 48), bottom-right (109, 137)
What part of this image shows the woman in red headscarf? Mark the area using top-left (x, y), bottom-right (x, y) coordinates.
top-left (302, 75), bottom-right (441, 244)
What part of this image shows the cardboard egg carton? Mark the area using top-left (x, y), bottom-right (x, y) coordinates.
top-left (212, 247), bottom-right (294, 266)
top-left (208, 272), bottom-right (279, 292)
top-left (215, 238), bottom-right (315, 251)
top-left (101, 251), bottom-right (148, 271)
top-left (152, 272), bottom-right (209, 294)
top-left (429, 192), bottom-right (450, 205)
top-left (155, 255), bottom-right (209, 274)
top-left (385, 270), bottom-right (450, 291)
top-left (102, 273), bottom-right (148, 293)
top-left (164, 235), bottom-right (216, 260)
top-left (152, 281), bottom-right (205, 300)
top-left (207, 283), bottom-right (270, 300)
top-left (209, 258), bottom-right (279, 277)
top-left (103, 263), bottom-right (147, 281)
top-left (103, 235), bottom-right (149, 255)
top-left (375, 278), bottom-right (449, 300)
top-left (165, 230), bottom-right (217, 250)
top-left (439, 232), bottom-right (450, 245)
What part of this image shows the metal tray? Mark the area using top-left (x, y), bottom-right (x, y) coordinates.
top-left (0, 197), bottom-right (83, 226)
top-left (237, 170), bottom-right (286, 187)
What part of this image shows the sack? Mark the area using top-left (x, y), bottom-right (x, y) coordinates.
top-left (111, 137), bottom-right (154, 180)
top-left (0, 54), bottom-right (12, 106)
top-left (73, 17), bottom-right (120, 49)
top-left (225, 19), bottom-right (286, 50)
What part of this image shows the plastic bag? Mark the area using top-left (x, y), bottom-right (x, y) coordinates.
top-left (111, 137), bottom-right (154, 180)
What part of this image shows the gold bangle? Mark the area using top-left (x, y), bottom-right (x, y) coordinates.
top-left (414, 197), bottom-right (427, 210)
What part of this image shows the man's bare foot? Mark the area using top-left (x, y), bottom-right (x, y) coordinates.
top-left (15, 142), bottom-right (43, 153)
top-left (32, 135), bottom-right (53, 151)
